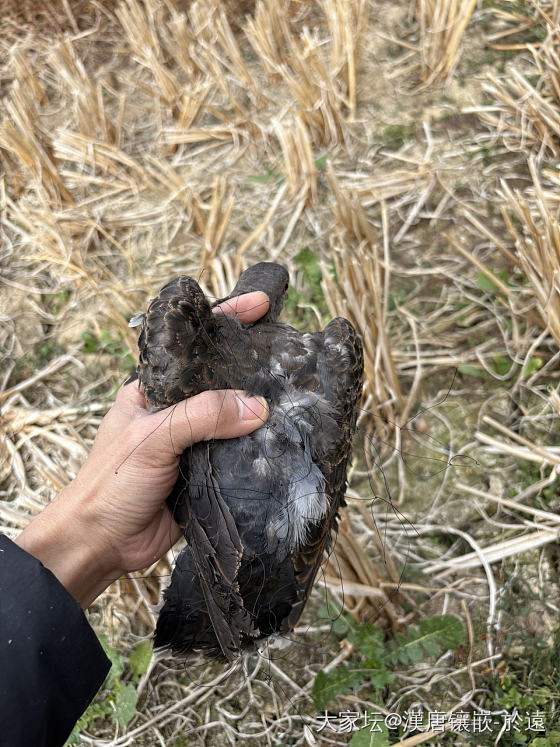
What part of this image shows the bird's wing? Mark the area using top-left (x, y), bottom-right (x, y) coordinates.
top-left (138, 275), bottom-right (258, 658)
top-left (315, 316), bottom-right (364, 479)
top-left (285, 317), bottom-right (364, 631)
top-left (156, 445), bottom-right (253, 659)
top-left (137, 275), bottom-right (219, 409)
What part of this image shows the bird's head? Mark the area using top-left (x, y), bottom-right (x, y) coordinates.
top-left (216, 262), bottom-right (289, 323)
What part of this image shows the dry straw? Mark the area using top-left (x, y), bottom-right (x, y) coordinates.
top-left (116, 0), bottom-right (181, 108)
top-left (474, 9), bottom-right (560, 155)
top-left (416, 0), bottom-right (477, 85)
top-left (323, 168), bottom-right (404, 444)
top-left (274, 116), bottom-right (317, 205)
top-left (450, 159), bottom-right (560, 490)
top-left (482, 2), bottom-right (560, 52)
top-left (0, 0), bottom-right (99, 43)
top-left (49, 40), bottom-right (120, 145)
top-left (0, 50), bottom-right (73, 202)
top-left (325, 510), bottom-right (405, 634)
top-left (246, 0), bottom-right (369, 142)
top-left (0, 0), bottom-right (509, 741)
top-left (320, 0), bottom-right (369, 117)
top-left (501, 158), bottom-right (560, 347)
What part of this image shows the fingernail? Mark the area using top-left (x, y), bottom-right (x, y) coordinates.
top-left (236, 392), bottom-right (269, 421)
top-left (212, 299), bottom-right (235, 314)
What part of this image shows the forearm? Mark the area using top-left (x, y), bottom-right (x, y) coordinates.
top-left (15, 483), bottom-right (121, 609)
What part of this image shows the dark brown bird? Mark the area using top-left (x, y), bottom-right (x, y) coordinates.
top-left (131, 262), bottom-right (363, 660)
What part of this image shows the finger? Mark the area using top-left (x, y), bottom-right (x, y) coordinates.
top-left (152, 507), bottom-right (183, 555)
top-left (150, 389), bottom-right (269, 454)
top-left (213, 291), bottom-right (269, 324)
top-left (103, 377), bottom-right (147, 434)
top-left (116, 376), bottom-right (146, 409)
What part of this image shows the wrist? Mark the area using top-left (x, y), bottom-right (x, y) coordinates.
top-left (15, 486), bottom-right (123, 608)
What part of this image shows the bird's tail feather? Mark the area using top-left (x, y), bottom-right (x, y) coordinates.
top-left (154, 544), bottom-right (257, 659)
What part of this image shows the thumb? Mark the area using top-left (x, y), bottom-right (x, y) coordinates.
top-left (153, 389), bottom-right (269, 454)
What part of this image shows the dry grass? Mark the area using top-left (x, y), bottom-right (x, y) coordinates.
top-left (0, 0), bottom-right (100, 43)
top-left (483, 1), bottom-right (560, 51)
top-left (475, 8), bottom-right (560, 155)
top-left (500, 159), bottom-right (560, 347)
top-left (416, 0), bottom-right (477, 85)
top-left (321, 182), bottom-right (404, 442)
top-left (0, 2), bottom-right (408, 742)
top-left (3, 0), bottom-right (560, 743)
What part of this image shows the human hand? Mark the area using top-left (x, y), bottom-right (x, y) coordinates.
top-left (15, 291), bottom-right (270, 608)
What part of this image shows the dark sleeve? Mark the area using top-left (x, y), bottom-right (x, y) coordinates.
top-left (0, 534), bottom-right (112, 747)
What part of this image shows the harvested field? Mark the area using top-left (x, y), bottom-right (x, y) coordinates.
top-left (2, 0), bottom-right (560, 744)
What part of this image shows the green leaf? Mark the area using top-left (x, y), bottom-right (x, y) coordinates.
top-left (317, 601), bottom-right (355, 635)
top-left (347, 622), bottom-right (385, 667)
top-left (247, 165), bottom-right (283, 184)
top-left (294, 247), bottom-right (322, 284)
top-left (476, 267), bottom-right (510, 295)
top-left (458, 364), bottom-right (490, 379)
top-left (97, 633), bottom-right (124, 683)
top-left (312, 664), bottom-right (365, 710)
top-left (49, 289), bottom-right (71, 314)
top-left (475, 270), bottom-right (500, 293)
top-left (100, 329), bottom-right (113, 346)
top-left (284, 285), bottom-right (301, 310)
top-left (369, 669), bottom-right (394, 690)
top-left (318, 601), bottom-right (342, 619)
top-left (422, 636), bottom-right (441, 657)
top-left (332, 613), bottom-right (353, 636)
top-left (247, 173), bottom-right (274, 183)
top-left (81, 331), bottom-right (99, 354)
top-left (530, 735), bottom-right (560, 747)
top-left (523, 357), bottom-right (543, 378)
top-left (350, 720), bottom-right (389, 747)
top-left (291, 247), bottom-right (329, 316)
top-left (386, 615), bottom-right (463, 666)
top-left (129, 641), bottom-right (152, 681)
top-left (115, 683), bottom-right (138, 727)
top-left (492, 353), bottom-right (511, 376)
top-left (64, 698), bottom-right (113, 744)
top-left (314, 154), bottom-right (329, 168)
top-left (421, 614), bottom-right (464, 648)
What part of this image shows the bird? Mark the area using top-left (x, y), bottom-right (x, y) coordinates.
top-left (131, 261), bottom-right (364, 660)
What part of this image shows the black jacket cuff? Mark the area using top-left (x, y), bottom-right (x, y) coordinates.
top-left (0, 534), bottom-right (112, 746)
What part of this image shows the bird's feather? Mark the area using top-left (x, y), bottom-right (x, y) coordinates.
top-left (135, 262), bottom-right (363, 658)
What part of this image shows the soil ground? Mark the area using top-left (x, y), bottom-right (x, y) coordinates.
top-left (2, 1), bottom-right (560, 745)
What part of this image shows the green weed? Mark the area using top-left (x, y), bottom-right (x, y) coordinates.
top-left (380, 123), bottom-right (415, 150)
top-left (247, 164), bottom-right (284, 184)
top-left (8, 339), bottom-right (64, 386)
top-left (65, 637), bottom-right (152, 744)
top-left (81, 329), bottom-right (136, 373)
top-left (47, 290), bottom-right (71, 315)
top-left (475, 579), bottom-right (560, 746)
top-left (312, 605), bottom-right (464, 719)
top-left (284, 247), bottom-right (331, 327)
